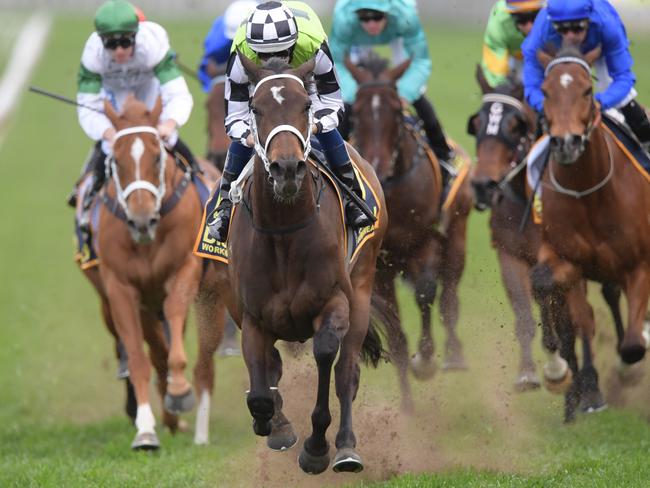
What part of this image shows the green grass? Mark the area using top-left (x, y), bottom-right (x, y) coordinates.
top-left (1, 14), bottom-right (650, 488)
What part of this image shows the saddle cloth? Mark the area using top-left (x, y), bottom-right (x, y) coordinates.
top-left (193, 156), bottom-right (382, 266)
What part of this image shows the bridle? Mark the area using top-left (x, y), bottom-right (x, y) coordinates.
top-left (249, 74), bottom-right (313, 174)
top-left (107, 126), bottom-right (167, 222)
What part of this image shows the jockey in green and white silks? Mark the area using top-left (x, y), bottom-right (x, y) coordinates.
top-left (72, 0), bottom-right (199, 228)
top-left (208, 0), bottom-right (372, 242)
top-left (329, 0), bottom-right (458, 182)
top-left (480, 0), bottom-right (545, 87)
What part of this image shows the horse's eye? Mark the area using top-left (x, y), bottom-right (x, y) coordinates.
top-left (583, 87), bottom-right (592, 97)
top-left (304, 102), bottom-right (312, 112)
top-left (251, 106), bottom-right (261, 116)
top-left (542, 89), bottom-right (549, 98)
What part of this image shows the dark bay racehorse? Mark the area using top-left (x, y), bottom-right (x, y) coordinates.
top-left (91, 96), bottom-right (219, 449)
top-left (532, 46), bottom-right (650, 420)
top-left (345, 55), bottom-right (472, 412)
top-left (205, 76), bottom-right (230, 170)
top-left (218, 53), bottom-right (388, 474)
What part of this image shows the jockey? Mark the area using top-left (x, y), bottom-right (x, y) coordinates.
top-left (329, 0), bottom-right (460, 187)
top-left (481, 0), bottom-right (545, 87)
top-left (73, 0), bottom-right (198, 228)
top-left (197, 0), bottom-right (260, 93)
top-left (207, 0), bottom-right (372, 242)
top-left (522, 0), bottom-right (650, 149)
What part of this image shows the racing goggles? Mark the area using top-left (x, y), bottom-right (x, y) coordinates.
top-left (553, 19), bottom-right (589, 34)
top-left (511, 10), bottom-right (539, 25)
top-left (102, 34), bottom-right (136, 50)
top-left (357, 10), bottom-right (385, 23)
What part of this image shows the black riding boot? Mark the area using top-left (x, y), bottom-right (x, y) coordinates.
top-left (621, 100), bottom-right (650, 150)
top-left (207, 169), bottom-right (238, 242)
top-left (338, 102), bottom-right (354, 141)
top-left (79, 145), bottom-right (108, 231)
top-left (173, 138), bottom-right (203, 174)
top-left (333, 161), bottom-right (374, 228)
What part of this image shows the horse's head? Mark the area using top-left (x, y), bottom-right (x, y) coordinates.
top-left (345, 53), bottom-right (411, 181)
top-left (539, 44), bottom-right (601, 165)
top-left (239, 52), bottom-right (315, 201)
top-left (468, 66), bottom-right (534, 210)
top-left (104, 95), bottom-right (167, 243)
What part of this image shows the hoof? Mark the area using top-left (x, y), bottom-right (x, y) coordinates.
top-left (514, 372), bottom-right (541, 392)
top-left (579, 391), bottom-right (607, 414)
top-left (544, 367), bottom-right (573, 395)
top-left (410, 353), bottom-right (437, 380)
top-left (298, 446), bottom-right (330, 475)
top-left (164, 388), bottom-right (196, 415)
top-left (131, 431), bottom-right (160, 451)
top-left (332, 448), bottom-right (364, 473)
top-left (267, 421), bottom-right (298, 452)
top-left (620, 343), bottom-right (646, 365)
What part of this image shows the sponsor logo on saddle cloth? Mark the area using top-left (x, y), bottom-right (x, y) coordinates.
top-left (193, 159), bottom-right (382, 266)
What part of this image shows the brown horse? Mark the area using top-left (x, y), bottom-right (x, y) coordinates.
top-left (213, 53), bottom-right (388, 474)
top-left (531, 45), bottom-right (650, 419)
top-left (91, 96), bottom-right (217, 449)
top-left (345, 55), bottom-right (472, 412)
top-left (205, 77), bottom-right (230, 170)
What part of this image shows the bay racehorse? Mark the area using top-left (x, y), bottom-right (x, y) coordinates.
top-left (205, 76), bottom-right (230, 170)
top-left (217, 53), bottom-right (388, 474)
top-left (468, 69), bottom-right (627, 419)
top-left (93, 96), bottom-right (221, 449)
top-left (345, 54), bottom-right (472, 412)
top-left (531, 45), bottom-right (650, 420)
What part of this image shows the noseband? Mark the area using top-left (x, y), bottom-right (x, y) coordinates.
top-left (107, 126), bottom-right (167, 221)
top-left (250, 74), bottom-right (313, 173)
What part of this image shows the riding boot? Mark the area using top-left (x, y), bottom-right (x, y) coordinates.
top-left (333, 161), bottom-right (374, 228)
top-left (173, 138), bottom-right (203, 174)
top-left (206, 141), bottom-right (253, 241)
top-left (621, 100), bottom-right (650, 153)
top-left (67, 141), bottom-right (102, 208)
top-left (338, 102), bottom-right (354, 141)
top-left (79, 145), bottom-right (108, 233)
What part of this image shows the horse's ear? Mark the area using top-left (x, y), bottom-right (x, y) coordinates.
top-left (537, 49), bottom-right (553, 70)
top-left (475, 64), bottom-right (491, 94)
top-left (150, 96), bottom-right (163, 124)
top-left (238, 49), bottom-right (263, 84)
top-left (584, 45), bottom-right (602, 66)
top-left (344, 56), bottom-right (372, 84)
top-left (291, 56), bottom-right (316, 82)
top-left (104, 99), bottom-right (119, 125)
top-left (385, 58), bottom-right (411, 83)
top-left (512, 82), bottom-right (524, 101)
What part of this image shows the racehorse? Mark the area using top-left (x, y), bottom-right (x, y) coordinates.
top-left (205, 76), bottom-right (230, 171)
top-left (344, 54), bottom-right (472, 412)
top-left (531, 45), bottom-right (650, 420)
top-left (92, 95), bottom-right (218, 449)
top-left (216, 53), bottom-right (388, 474)
top-left (468, 69), bottom-right (627, 417)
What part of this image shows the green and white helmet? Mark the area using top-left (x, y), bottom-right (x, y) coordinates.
top-left (94, 0), bottom-right (139, 36)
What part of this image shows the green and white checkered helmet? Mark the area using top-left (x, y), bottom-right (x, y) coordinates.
top-left (94, 0), bottom-right (139, 36)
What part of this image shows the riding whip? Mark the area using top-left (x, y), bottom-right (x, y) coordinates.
top-left (28, 86), bottom-right (104, 113)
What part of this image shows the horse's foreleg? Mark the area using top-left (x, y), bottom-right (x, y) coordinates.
top-left (193, 284), bottom-right (226, 445)
top-left (440, 215), bottom-right (468, 370)
top-left (497, 249), bottom-right (540, 391)
top-left (601, 282), bottom-right (624, 350)
top-left (620, 267), bottom-right (650, 365)
top-left (265, 346), bottom-right (298, 451)
top-left (241, 314), bottom-right (275, 437)
top-left (298, 292), bottom-right (348, 475)
top-left (162, 257), bottom-right (202, 414)
top-left (103, 273), bottom-right (158, 450)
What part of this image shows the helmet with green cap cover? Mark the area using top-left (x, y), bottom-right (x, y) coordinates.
top-left (94, 0), bottom-right (139, 36)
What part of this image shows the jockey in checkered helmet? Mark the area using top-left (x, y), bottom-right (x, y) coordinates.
top-left (207, 1), bottom-right (373, 242)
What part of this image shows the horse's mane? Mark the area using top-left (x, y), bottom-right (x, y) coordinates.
top-left (556, 44), bottom-right (583, 59)
top-left (357, 50), bottom-right (389, 78)
top-left (261, 57), bottom-right (292, 73)
top-left (492, 77), bottom-right (524, 98)
top-left (120, 95), bottom-right (151, 124)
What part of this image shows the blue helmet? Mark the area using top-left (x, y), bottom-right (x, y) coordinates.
top-left (547, 0), bottom-right (593, 22)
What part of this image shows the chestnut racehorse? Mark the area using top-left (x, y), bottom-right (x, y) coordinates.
top-left (345, 54), bottom-right (472, 412)
top-left (531, 46), bottom-right (650, 420)
top-left (213, 54), bottom-right (388, 474)
top-left (93, 96), bottom-right (220, 449)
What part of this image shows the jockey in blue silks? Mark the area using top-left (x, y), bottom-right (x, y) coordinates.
top-left (522, 0), bottom-right (650, 148)
top-left (197, 0), bottom-right (260, 93)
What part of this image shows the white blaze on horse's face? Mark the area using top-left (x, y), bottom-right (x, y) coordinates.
top-left (131, 136), bottom-right (145, 180)
top-left (371, 94), bottom-right (380, 121)
top-left (560, 73), bottom-right (574, 89)
top-left (271, 85), bottom-right (285, 105)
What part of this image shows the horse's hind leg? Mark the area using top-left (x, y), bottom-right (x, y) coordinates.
top-left (193, 286), bottom-right (226, 445)
top-left (266, 346), bottom-right (298, 452)
top-left (440, 215), bottom-right (468, 370)
top-left (298, 292), bottom-right (348, 475)
top-left (497, 249), bottom-right (540, 391)
top-left (620, 267), bottom-right (650, 365)
top-left (374, 268), bottom-right (413, 413)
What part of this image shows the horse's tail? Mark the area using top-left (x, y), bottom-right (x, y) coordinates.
top-left (360, 293), bottom-right (395, 368)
